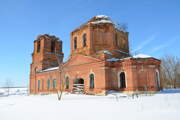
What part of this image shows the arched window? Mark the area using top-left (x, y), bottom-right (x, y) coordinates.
top-left (89, 74), bottom-right (94, 89)
top-left (37, 40), bottom-right (41, 53)
top-left (74, 37), bottom-right (77, 50)
top-left (34, 67), bottom-right (37, 73)
top-left (119, 72), bottom-right (126, 88)
top-left (155, 70), bottom-right (160, 88)
top-left (53, 79), bottom-right (57, 89)
top-left (47, 79), bottom-right (50, 90)
top-left (82, 33), bottom-right (87, 47)
top-left (51, 40), bottom-right (56, 53)
top-left (65, 77), bottom-right (69, 89)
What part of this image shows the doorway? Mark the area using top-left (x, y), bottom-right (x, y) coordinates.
top-left (73, 78), bottom-right (84, 94)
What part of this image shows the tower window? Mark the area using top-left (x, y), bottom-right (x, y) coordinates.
top-left (83, 33), bottom-right (87, 47)
top-left (51, 40), bottom-right (56, 52)
top-left (115, 33), bottom-right (118, 46)
top-left (89, 74), bottom-right (94, 89)
top-left (74, 37), bottom-right (77, 50)
top-left (37, 40), bottom-right (41, 53)
top-left (60, 41), bottom-right (62, 52)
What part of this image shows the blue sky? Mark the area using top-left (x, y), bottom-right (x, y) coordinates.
top-left (0, 0), bottom-right (179, 87)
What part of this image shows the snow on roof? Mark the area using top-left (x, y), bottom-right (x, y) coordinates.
top-left (94, 15), bottom-right (127, 32)
top-left (114, 49), bottom-right (129, 55)
top-left (103, 50), bottom-right (113, 55)
top-left (106, 58), bottom-right (120, 62)
top-left (42, 67), bottom-right (59, 72)
top-left (133, 54), bottom-right (152, 59)
top-left (78, 15), bottom-right (126, 33)
top-left (106, 54), bottom-right (153, 62)
top-left (98, 50), bottom-right (113, 55)
top-left (91, 19), bottom-right (113, 24)
top-left (95, 15), bottom-right (109, 19)
top-left (119, 57), bottom-right (132, 60)
top-left (90, 15), bottom-right (113, 24)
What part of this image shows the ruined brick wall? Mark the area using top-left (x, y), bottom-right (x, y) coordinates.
top-left (30, 34), bottom-right (64, 94)
top-left (30, 55), bottom-right (107, 95)
top-left (105, 58), bottom-right (161, 92)
top-left (31, 34), bottom-right (63, 72)
top-left (30, 16), bottom-right (162, 95)
top-left (70, 16), bottom-right (130, 59)
top-left (61, 55), bottom-right (107, 94)
top-left (30, 70), bottom-right (60, 94)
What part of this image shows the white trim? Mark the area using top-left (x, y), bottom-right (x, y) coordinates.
top-left (117, 71), bottom-right (128, 88)
top-left (43, 67), bottom-right (59, 72)
top-left (155, 69), bottom-right (160, 88)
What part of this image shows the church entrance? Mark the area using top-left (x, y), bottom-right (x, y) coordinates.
top-left (73, 78), bottom-right (84, 94)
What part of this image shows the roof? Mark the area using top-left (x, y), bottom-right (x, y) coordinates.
top-left (90, 15), bottom-right (113, 24)
top-left (98, 50), bottom-right (113, 56)
top-left (106, 54), bottom-right (159, 62)
top-left (36, 34), bottom-right (61, 42)
top-left (72, 15), bottom-right (128, 33)
top-left (95, 15), bottom-right (109, 19)
top-left (133, 54), bottom-right (152, 59)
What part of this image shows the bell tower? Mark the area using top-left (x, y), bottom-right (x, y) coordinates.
top-left (30, 34), bottom-right (64, 74)
top-left (70, 15), bottom-right (130, 59)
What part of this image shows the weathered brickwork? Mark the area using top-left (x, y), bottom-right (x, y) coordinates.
top-left (30, 16), bottom-right (161, 95)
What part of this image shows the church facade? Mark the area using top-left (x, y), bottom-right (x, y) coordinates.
top-left (30, 15), bottom-right (161, 95)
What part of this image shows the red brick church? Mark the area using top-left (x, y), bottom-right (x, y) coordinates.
top-left (30, 15), bottom-right (161, 95)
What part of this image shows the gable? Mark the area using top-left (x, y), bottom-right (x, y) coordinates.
top-left (63, 54), bottom-right (102, 67)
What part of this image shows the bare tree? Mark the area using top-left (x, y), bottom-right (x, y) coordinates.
top-left (115, 23), bottom-right (128, 32)
top-left (5, 78), bottom-right (13, 96)
top-left (161, 55), bottom-right (180, 88)
top-left (56, 56), bottom-right (65, 101)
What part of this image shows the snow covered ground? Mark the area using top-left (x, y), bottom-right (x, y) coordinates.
top-left (0, 88), bottom-right (180, 120)
top-left (0, 87), bottom-right (28, 96)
